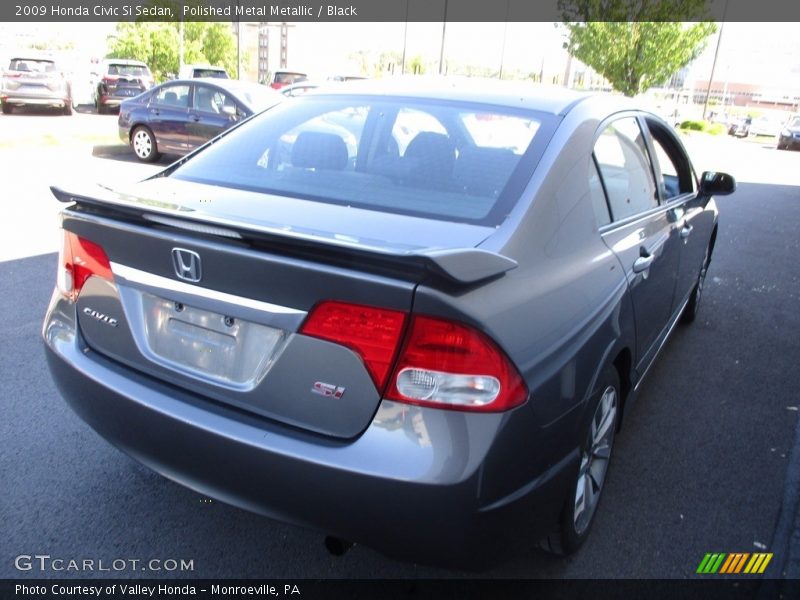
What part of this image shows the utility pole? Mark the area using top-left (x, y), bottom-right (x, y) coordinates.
top-left (178, 20), bottom-right (184, 74)
top-left (703, 0), bottom-right (729, 120)
top-left (401, 0), bottom-right (409, 75)
top-left (499, 0), bottom-right (510, 79)
top-left (236, 1), bottom-right (241, 80)
top-left (438, 0), bottom-right (448, 75)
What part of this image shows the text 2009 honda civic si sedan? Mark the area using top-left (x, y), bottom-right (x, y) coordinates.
top-left (43, 80), bottom-right (735, 566)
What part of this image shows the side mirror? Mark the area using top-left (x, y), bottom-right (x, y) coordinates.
top-left (699, 171), bottom-right (736, 197)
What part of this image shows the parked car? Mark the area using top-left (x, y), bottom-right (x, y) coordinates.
top-left (94, 59), bottom-right (154, 114)
top-left (747, 116), bottom-right (783, 137)
top-left (280, 81), bottom-right (320, 97)
top-left (118, 78), bottom-right (282, 162)
top-left (777, 115), bottom-right (800, 150)
top-left (267, 69), bottom-right (308, 90)
top-left (178, 64), bottom-right (229, 79)
top-left (727, 116), bottom-right (752, 137)
top-left (327, 74), bottom-right (368, 82)
top-left (1, 55), bottom-right (72, 115)
top-left (44, 80), bottom-right (735, 567)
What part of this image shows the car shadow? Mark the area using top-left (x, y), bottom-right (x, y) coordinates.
top-left (73, 104), bottom-right (100, 115)
top-left (92, 143), bottom-right (173, 165)
top-left (2, 106), bottom-right (68, 117)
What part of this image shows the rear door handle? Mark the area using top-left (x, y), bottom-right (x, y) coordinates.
top-left (680, 223), bottom-right (694, 239)
top-left (632, 253), bottom-right (655, 273)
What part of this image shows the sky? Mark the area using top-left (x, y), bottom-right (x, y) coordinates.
top-left (2, 21), bottom-right (799, 91)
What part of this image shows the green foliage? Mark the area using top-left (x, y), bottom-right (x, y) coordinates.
top-left (559, 0), bottom-right (717, 97)
top-left (678, 120), bottom-right (725, 135)
top-left (679, 119), bottom-right (706, 131)
top-left (107, 22), bottom-right (178, 82)
top-left (107, 1), bottom-right (236, 82)
top-left (407, 55), bottom-right (427, 75)
top-left (706, 123), bottom-right (726, 135)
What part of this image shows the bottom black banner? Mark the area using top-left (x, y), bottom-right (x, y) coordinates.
top-left (1, 579), bottom-right (798, 600)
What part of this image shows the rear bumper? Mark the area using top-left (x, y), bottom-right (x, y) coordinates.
top-left (2, 93), bottom-right (68, 107)
top-left (99, 93), bottom-right (141, 107)
top-left (43, 291), bottom-right (575, 566)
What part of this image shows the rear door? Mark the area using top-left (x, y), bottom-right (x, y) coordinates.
top-left (594, 115), bottom-right (683, 373)
top-left (186, 83), bottom-right (242, 149)
top-left (147, 83), bottom-right (191, 153)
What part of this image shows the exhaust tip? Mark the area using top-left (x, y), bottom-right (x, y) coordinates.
top-left (324, 536), bottom-right (354, 556)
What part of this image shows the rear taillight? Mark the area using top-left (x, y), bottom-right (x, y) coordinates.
top-left (386, 316), bottom-right (528, 412)
top-left (57, 230), bottom-right (113, 301)
top-left (300, 301), bottom-right (407, 390)
top-left (299, 301), bottom-right (529, 412)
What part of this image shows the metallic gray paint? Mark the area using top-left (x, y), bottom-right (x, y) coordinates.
top-left (42, 86), bottom-right (729, 565)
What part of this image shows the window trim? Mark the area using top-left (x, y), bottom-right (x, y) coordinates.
top-left (592, 112), bottom-right (660, 223)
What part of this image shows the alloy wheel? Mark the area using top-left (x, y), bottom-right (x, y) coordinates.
top-left (573, 385), bottom-right (617, 536)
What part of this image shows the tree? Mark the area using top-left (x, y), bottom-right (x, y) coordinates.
top-left (407, 55), bottom-right (427, 75)
top-left (107, 13), bottom-right (236, 82)
top-left (107, 22), bottom-right (178, 82)
top-left (559, 0), bottom-right (717, 97)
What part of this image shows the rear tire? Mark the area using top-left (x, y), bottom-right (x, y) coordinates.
top-left (681, 244), bottom-right (711, 325)
top-left (131, 126), bottom-right (160, 162)
top-left (62, 102), bottom-right (73, 116)
top-left (1, 103), bottom-right (11, 115)
top-left (544, 365), bottom-right (620, 555)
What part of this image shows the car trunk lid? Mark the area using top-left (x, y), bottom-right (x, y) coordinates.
top-left (55, 179), bottom-right (513, 439)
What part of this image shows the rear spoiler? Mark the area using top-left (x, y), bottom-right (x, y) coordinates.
top-left (51, 184), bottom-right (517, 285)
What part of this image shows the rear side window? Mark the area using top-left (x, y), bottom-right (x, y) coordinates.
top-left (152, 84), bottom-right (190, 108)
top-left (594, 117), bottom-right (657, 221)
top-left (170, 97), bottom-right (552, 225)
top-left (193, 85), bottom-right (235, 114)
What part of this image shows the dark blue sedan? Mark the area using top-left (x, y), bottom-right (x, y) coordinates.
top-left (118, 78), bottom-right (282, 162)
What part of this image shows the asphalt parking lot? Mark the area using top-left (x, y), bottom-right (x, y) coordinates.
top-left (0, 108), bottom-right (799, 581)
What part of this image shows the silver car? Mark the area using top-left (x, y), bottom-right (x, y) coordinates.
top-left (43, 80), bottom-right (735, 566)
top-left (1, 55), bottom-right (72, 115)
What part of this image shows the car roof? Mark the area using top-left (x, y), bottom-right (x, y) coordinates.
top-left (301, 76), bottom-right (621, 116)
top-left (104, 59), bottom-right (148, 66)
top-left (176, 77), bottom-right (266, 90)
top-left (185, 64), bottom-right (226, 70)
top-left (9, 55), bottom-right (58, 62)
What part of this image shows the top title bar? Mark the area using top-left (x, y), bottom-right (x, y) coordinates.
top-left (3, 0), bottom-right (800, 22)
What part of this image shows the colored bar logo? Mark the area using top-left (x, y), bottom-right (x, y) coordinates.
top-left (697, 553), bottom-right (772, 574)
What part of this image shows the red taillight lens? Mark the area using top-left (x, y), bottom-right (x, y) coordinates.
top-left (386, 316), bottom-right (528, 412)
top-left (299, 300), bottom-right (529, 413)
top-left (57, 231), bottom-right (113, 301)
top-left (299, 301), bottom-right (407, 390)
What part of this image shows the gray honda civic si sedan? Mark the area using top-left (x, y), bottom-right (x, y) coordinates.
top-left (43, 79), bottom-right (735, 567)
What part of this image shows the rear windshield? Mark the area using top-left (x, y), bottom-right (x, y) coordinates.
top-left (274, 72), bottom-right (307, 85)
top-left (9, 58), bottom-right (56, 73)
top-left (194, 69), bottom-right (228, 78)
top-left (108, 63), bottom-right (150, 77)
top-left (171, 96), bottom-right (553, 225)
